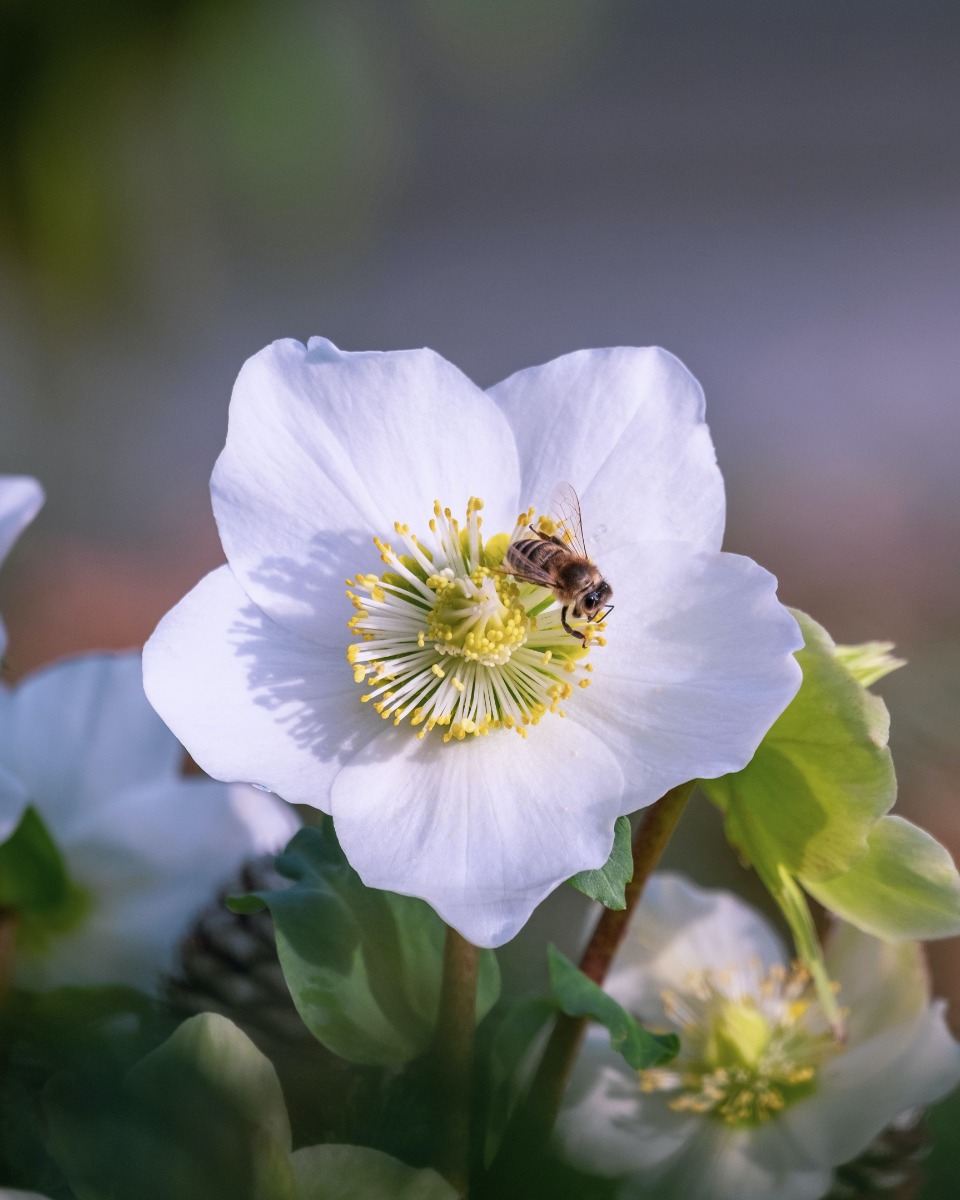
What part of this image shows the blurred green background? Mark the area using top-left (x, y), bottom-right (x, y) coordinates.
top-left (1, 0), bottom-right (958, 1055)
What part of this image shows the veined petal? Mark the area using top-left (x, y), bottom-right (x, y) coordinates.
top-left (330, 719), bottom-right (624, 947)
top-left (212, 338), bottom-right (521, 643)
top-left (143, 566), bottom-right (379, 810)
top-left (5, 654), bottom-right (184, 840)
top-left (571, 541), bottom-right (801, 812)
top-left (604, 873), bottom-right (786, 1018)
top-left (488, 347), bottom-right (724, 558)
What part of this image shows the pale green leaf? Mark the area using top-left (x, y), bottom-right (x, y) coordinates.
top-left (291, 1145), bottom-right (457, 1200)
top-left (702, 609), bottom-right (896, 883)
top-left (807, 816), bottom-right (960, 941)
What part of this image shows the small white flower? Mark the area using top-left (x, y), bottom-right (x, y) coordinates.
top-left (0, 474), bottom-right (44, 660)
top-left (0, 652), bottom-right (298, 991)
top-left (143, 339), bottom-right (802, 947)
top-left (556, 874), bottom-right (960, 1200)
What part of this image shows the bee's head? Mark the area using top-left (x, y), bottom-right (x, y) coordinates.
top-left (580, 579), bottom-right (613, 618)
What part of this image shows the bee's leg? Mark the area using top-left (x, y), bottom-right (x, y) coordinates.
top-left (561, 606), bottom-right (585, 641)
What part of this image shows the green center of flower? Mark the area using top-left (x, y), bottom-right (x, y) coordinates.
top-left (345, 497), bottom-right (606, 743)
top-left (639, 962), bottom-right (843, 1126)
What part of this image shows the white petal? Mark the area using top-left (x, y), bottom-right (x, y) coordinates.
top-left (622, 1121), bottom-right (830, 1200)
top-left (211, 338), bottom-right (521, 642)
top-left (6, 653), bottom-right (184, 840)
top-left (556, 1027), bottom-right (697, 1177)
top-left (144, 566), bottom-right (380, 810)
top-left (826, 921), bottom-right (928, 1041)
top-left (18, 777), bottom-right (297, 991)
top-left (0, 474), bottom-right (44, 563)
top-left (488, 347), bottom-right (725, 557)
top-left (557, 1030), bottom-right (830, 1200)
top-left (0, 475), bottom-right (44, 658)
top-left (605, 874), bottom-right (786, 1017)
top-left (331, 719), bottom-right (624, 947)
top-left (784, 999), bottom-right (960, 1167)
top-left (570, 541), bottom-right (801, 812)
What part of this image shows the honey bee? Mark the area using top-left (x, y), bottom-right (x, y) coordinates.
top-left (504, 482), bottom-right (613, 641)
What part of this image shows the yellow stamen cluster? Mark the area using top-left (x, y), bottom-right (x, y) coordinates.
top-left (638, 961), bottom-right (843, 1127)
top-left (345, 497), bottom-right (604, 743)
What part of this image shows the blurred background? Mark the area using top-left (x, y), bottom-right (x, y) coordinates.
top-left (0, 0), bottom-right (958, 1007)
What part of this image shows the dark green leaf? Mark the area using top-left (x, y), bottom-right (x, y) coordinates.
top-left (547, 946), bottom-right (677, 1070)
top-left (232, 823), bottom-right (500, 1065)
top-left (0, 806), bottom-right (90, 952)
top-left (569, 816), bottom-right (633, 909)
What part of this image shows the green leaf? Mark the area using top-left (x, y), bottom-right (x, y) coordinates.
top-left (701, 609), bottom-right (897, 883)
top-left (569, 816), bottom-right (633, 909)
top-left (0, 805), bottom-right (71, 911)
top-left (806, 816), bottom-right (960, 941)
top-left (0, 805), bottom-right (90, 952)
top-left (232, 823), bottom-right (500, 1065)
top-left (291, 1144), bottom-right (457, 1200)
top-left (477, 997), bottom-right (556, 1165)
top-left (47, 1013), bottom-right (299, 1200)
top-left (547, 946), bottom-right (677, 1070)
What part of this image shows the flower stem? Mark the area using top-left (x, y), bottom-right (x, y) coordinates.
top-left (0, 908), bottom-right (16, 1007)
top-left (497, 781), bottom-right (695, 1165)
top-left (433, 925), bottom-right (480, 1196)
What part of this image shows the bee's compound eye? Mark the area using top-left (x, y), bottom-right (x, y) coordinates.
top-left (584, 591), bottom-right (601, 610)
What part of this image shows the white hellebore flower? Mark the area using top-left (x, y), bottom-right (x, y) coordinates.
top-left (0, 653), bottom-right (298, 991)
top-left (556, 874), bottom-right (960, 1200)
top-left (0, 474), bottom-right (44, 660)
top-left (143, 339), bottom-right (802, 947)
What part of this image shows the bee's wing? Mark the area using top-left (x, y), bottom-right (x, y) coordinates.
top-left (547, 481), bottom-right (588, 557)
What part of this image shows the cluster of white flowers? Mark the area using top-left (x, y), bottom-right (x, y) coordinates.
top-left (3, 337), bottom-right (959, 1200)
top-left (0, 476), bottom-right (297, 994)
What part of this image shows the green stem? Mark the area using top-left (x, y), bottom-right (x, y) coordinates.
top-left (433, 925), bottom-right (480, 1196)
top-left (487, 781), bottom-right (695, 1189)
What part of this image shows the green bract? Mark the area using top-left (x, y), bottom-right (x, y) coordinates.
top-left (806, 816), bottom-right (960, 941)
top-left (569, 815), bottom-right (633, 909)
top-left (229, 823), bottom-right (500, 1065)
top-left (701, 609), bottom-right (960, 1023)
top-left (702, 610), bottom-right (896, 884)
top-left (547, 946), bottom-right (678, 1071)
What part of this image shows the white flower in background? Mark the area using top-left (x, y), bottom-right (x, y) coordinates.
top-left (556, 874), bottom-right (960, 1200)
top-left (143, 338), bottom-right (802, 947)
top-left (0, 652), bottom-right (298, 991)
top-left (0, 474), bottom-right (44, 660)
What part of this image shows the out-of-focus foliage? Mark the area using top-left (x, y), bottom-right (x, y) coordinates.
top-left (230, 823), bottom-right (501, 1065)
top-left (569, 815), bottom-right (633, 910)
